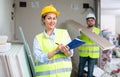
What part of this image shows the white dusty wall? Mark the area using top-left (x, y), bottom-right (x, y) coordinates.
top-left (116, 15), bottom-right (120, 34)
top-left (101, 15), bottom-right (116, 34)
top-left (0, 0), bottom-right (14, 41)
top-left (101, 14), bottom-right (120, 35)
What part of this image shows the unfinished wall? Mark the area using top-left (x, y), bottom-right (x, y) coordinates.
top-left (0, 0), bottom-right (14, 41)
top-left (116, 15), bottom-right (120, 34)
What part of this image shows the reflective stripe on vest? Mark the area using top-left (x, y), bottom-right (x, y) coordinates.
top-left (78, 27), bottom-right (100, 58)
top-left (35, 29), bottom-right (72, 77)
top-left (35, 58), bottom-right (71, 76)
top-left (36, 68), bottom-right (71, 77)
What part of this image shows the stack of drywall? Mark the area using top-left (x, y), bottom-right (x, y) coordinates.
top-left (0, 44), bottom-right (31, 77)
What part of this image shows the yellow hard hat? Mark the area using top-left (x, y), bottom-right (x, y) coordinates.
top-left (41, 4), bottom-right (60, 17)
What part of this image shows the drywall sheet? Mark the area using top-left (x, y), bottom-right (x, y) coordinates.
top-left (19, 26), bottom-right (36, 77)
top-left (16, 46), bottom-right (31, 77)
top-left (65, 20), bottom-right (115, 50)
top-left (0, 55), bottom-right (10, 77)
top-left (0, 44), bottom-right (31, 77)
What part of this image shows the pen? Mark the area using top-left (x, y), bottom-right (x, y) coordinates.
top-left (55, 43), bottom-right (59, 45)
top-left (56, 43), bottom-right (68, 47)
top-left (55, 43), bottom-right (61, 54)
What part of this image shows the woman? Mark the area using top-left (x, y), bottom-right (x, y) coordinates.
top-left (33, 4), bottom-right (73, 77)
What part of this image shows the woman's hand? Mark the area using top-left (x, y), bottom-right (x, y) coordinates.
top-left (48, 44), bottom-right (71, 59)
top-left (57, 44), bottom-right (71, 56)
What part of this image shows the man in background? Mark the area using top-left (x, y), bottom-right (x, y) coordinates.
top-left (78, 13), bottom-right (100, 77)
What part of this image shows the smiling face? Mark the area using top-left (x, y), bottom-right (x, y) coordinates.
top-left (43, 13), bottom-right (57, 30)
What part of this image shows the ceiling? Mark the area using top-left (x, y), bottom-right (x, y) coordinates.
top-left (101, 0), bottom-right (120, 15)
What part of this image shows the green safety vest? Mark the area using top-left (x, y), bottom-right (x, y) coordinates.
top-left (35, 29), bottom-right (72, 77)
top-left (78, 27), bottom-right (100, 58)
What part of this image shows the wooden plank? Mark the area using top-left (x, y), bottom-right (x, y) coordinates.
top-left (65, 20), bottom-right (115, 50)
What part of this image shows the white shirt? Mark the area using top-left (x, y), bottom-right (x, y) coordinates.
top-left (33, 28), bottom-right (73, 64)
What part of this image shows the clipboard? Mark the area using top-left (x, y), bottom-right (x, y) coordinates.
top-left (67, 38), bottom-right (85, 49)
top-left (56, 38), bottom-right (85, 53)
